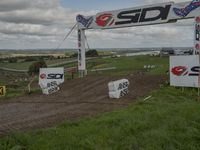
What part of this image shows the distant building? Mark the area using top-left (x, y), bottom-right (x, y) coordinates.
top-left (160, 48), bottom-right (194, 57)
top-left (160, 48), bottom-right (174, 57)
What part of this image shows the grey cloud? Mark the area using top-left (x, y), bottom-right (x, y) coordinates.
top-left (0, 0), bottom-right (30, 12)
top-left (0, 22), bottom-right (63, 36)
top-left (0, 0), bottom-right (196, 49)
top-left (0, 0), bottom-right (59, 12)
top-left (0, 0), bottom-right (77, 26)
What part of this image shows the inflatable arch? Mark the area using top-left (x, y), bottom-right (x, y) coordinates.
top-left (76, 0), bottom-right (200, 76)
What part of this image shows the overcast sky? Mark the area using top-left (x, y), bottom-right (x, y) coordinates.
top-left (0, 0), bottom-right (195, 49)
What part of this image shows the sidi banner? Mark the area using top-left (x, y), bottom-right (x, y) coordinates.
top-left (170, 55), bottom-right (200, 88)
top-left (39, 68), bottom-right (64, 88)
top-left (77, 0), bottom-right (200, 30)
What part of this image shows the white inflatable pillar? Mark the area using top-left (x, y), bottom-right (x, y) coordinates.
top-left (78, 25), bottom-right (87, 77)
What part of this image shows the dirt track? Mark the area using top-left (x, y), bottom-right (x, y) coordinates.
top-left (0, 74), bottom-right (166, 136)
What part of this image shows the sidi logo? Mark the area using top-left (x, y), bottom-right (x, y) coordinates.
top-left (47, 74), bottom-right (63, 80)
top-left (171, 66), bottom-right (188, 76)
top-left (40, 74), bottom-right (63, 80)
top-left (40, 73), bottom-right (46, 79)
top-left (171, 66), bottom-right (200, 76)
top-left (115, 5), bottom-right (171, 25)
top-left (96, 13), bottom-right (115, 27)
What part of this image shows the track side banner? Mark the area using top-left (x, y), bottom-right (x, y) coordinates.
top-left (170, 55), bottom-right (200, 88)
top-left (77, 0), bottom-right (200, 30)
top-left (39, 68), bottom-right (64, 88)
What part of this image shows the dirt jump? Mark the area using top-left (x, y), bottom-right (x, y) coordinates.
top-left (0, 73), bottom-right (166, 136)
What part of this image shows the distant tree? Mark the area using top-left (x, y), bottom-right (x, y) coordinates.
top-left (8, 58), bottom-right (18, 63)
top-left (86, 49), bottom-right (99, 57)
top-left (69, 49), bottom-right (98, 58)
top-left (49, 56), bottom-right (54, 60)
top-left (24, 56), bottom-right (37, 62)
top-left (65, 52), bottom-right (70, 57)
top-left (27, 60), bottom-right (47, 94)
top-left (28, 60), bottom-right (47, 76)
top-left (70, 53), bottom-right (78, 58)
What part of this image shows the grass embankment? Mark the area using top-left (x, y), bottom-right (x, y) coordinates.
top-left (1, 86), bottom-right (200, 149)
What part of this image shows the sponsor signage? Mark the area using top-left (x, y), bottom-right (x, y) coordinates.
top-left (77, 0), bottom-right (200, 30)
top-left (39, 68), bottom-right (64, 89)
top-left (170, 55), bottom-right (200, 88)
top-left (108, 79), bottom-right (129, 99)
top-left (0, 86), bottom-right (6, 96)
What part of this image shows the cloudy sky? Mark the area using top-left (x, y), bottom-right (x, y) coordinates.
top-left (0, 0), bottom-right (195, 49)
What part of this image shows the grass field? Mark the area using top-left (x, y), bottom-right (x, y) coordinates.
top-left (1, 86), bottom-right (200, 150)
top-left (0, 55), bottom-right (168, 73)
top-left (1, 55), bottom-right (200, 149)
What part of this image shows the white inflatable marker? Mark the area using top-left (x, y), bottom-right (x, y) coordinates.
top-left (108, 79), bottom-right (129, 99)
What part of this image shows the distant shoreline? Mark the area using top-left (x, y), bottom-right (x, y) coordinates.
top-left (0, 47), bottom-right (193, 52)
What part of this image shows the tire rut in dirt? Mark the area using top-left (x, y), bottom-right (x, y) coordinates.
top-left (0, 74), bottom-right (167, 136)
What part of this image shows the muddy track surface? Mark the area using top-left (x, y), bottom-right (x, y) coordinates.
top-left (0, 74), bottom-right (166, 136)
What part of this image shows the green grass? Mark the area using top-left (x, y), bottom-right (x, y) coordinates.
top-left (0, 61), bottom-right (34, 70)
top-left (87, 55), bottom-right (169, 75)
top-left (1, 86), bottom-right (200, 150)
top-left (0, 82), bottom-right (40, 100)
top-left (0, 55), bottom-right (199, 149)
top-left (0, 59), bottom-right (69, 70)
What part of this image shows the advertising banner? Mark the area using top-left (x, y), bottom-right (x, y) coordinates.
top-left (170, 55), bottom-right (200, 88)
top-left (77, 0), bottom-right (200, 30)
top-left (39, 68), bottom-right (64, 89)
